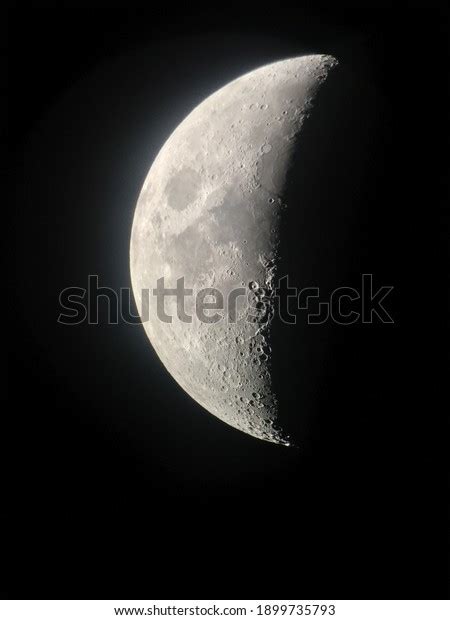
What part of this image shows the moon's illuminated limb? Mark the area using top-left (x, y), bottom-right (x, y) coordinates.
top-left (130, 55), bottom-right (337, 444)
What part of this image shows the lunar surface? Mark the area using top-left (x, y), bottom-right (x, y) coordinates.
top-left (130, 55), bottom-right (337, 445)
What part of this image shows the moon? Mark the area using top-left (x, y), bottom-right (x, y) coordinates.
top-left (130, 55), bottom-right (337, 445)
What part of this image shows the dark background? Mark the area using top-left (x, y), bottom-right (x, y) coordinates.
top-left (6, 9), bottom-right (449, 599)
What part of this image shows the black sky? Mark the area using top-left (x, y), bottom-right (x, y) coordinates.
top-left (6, 9), bottom-right (450, 599)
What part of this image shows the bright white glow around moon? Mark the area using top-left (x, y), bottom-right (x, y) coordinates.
top-left (130, 55), bottom-right (337, 444)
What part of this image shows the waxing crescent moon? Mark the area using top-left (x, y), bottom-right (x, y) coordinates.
top-left (130, 55), bottom-right (337, 445)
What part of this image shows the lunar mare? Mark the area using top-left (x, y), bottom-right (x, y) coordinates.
top-left (130, 55), bottom-right (337, 444)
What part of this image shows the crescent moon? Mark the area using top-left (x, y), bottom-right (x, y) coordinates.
top-left (130, 55), bottom-right (337, 445)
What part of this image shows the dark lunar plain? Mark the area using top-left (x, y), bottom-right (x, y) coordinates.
top-left (6, 9), bottom-right (450, 599)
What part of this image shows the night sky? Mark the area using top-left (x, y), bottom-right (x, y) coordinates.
top-left (7, 9), bottom-right (449, 599)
